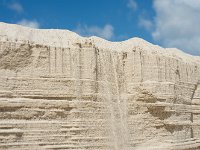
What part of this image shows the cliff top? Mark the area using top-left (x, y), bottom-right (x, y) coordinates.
top-left (0, 22), bottom-right (199, 64)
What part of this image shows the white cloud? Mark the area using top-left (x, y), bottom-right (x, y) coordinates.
top-left (8, 2), bottom-right (23, 13)
top-left (74, 24), bottom-right (114, 40)
top-left (138, 17), bottom-right (153, 31)
top-left (127, 0), bottom-right (137, 11)
top-left (152, 0), bottom-right (200, 55)
top-left (17, 19), bottom-right (40, 29)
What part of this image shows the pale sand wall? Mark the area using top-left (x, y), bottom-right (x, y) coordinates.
top-left (0, 22), bottom-right (200, 150)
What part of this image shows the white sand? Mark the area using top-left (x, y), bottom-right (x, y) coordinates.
top-left (0, 22), bottom-right (199, 64)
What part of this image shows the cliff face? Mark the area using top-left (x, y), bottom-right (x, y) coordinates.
top-left (0, 22), bottom-right (200, 150)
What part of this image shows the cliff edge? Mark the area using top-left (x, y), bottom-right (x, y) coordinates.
top-left (0, 22), bottom-right (200, 150)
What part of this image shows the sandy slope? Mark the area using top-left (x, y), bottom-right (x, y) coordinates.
top-left (0, 22), bottom-right (200, 150)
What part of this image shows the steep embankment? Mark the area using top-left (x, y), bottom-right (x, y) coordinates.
top-left (0, 22), bottom-right (200, 150)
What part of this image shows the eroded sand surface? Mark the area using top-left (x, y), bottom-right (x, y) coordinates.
top-left (0, 22), bottom-right (200, 150)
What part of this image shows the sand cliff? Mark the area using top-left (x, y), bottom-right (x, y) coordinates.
top-left (0, 22), bottom-right (200, 150)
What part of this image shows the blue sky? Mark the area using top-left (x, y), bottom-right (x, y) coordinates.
top-left (0, 0), bottom-right (200, 56)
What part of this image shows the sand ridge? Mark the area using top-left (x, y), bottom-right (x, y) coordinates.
top-left (0, 22), bottom-right (199, 64)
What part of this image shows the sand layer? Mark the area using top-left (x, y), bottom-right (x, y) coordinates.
top-left (0, 22), bottom-right (200, 150)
